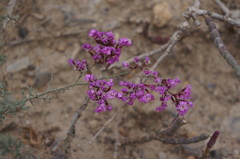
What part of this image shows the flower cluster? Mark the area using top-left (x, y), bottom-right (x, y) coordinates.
top-left (82, 29), bottom-right (132, 69)
top-left (85, 74), bottom-right (119, 113)
top-left (68, 59), bottom-right (87, 73)
top-left (154, 78), bottom-right (193, 116)
top-left (122, 57), bottom-right (152, 70)
top-left (121, 56), bottom-right (194, 116)
top-left (118, 81), bottom-right (154, 105)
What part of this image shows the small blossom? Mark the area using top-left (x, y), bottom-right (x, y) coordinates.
top-left (176, 101), bottom-right (189, 116)
top-left (85, 74), bottom-right (95, 82)
top-left (82, 43), bottom-right (93, 50)
top-left (68, 58), bottom-right (87, 72)
top-left (144, 56), bottom-right (151, 65)
top-left (154, 77), bottom-right (161, 83)
top-left (122, 62), bottom-right (129, 68)
top-left (118, 38), bottom-right (132, 47)
top-left (178, 84), bottom-right (192, 100)
top-left (134, 57), bottom-right (142, 66)
top-left (139, 93), bottom-right (155, 103)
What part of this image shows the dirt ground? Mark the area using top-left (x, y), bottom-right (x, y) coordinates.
top-left (1, 0), bottom-right (240, 158)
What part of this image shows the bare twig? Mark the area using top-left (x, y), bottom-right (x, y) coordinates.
top-left (150, 21), bottom-right (190, 72)
top-left (63, 96), bottom-right (90, 155)
top-left (159, 116), bottom-right (187, 137)
top-left (205, 17), bottom-right (240, 78)
top-left (113, 110), bottom-right (121, 159)
top-left (89, 103), bottom-right (127, 144)
top-left (160, 133), bottom-right (209, 144)
top-left (148, 0), bottom-right (202, 72)
top-left (214, 0), bottom-right (230, 15)
top-left (107, 44), bottom-right (168, 70)
top-left (186, 9), bottom-right (240, 28)
top-left (201, 131), bottom-right (220, 159)
top-left (120, 116), bottom-right (187, 146)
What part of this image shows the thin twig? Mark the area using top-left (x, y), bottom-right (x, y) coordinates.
top-left (201, 131), bottom-right (220, 159)
top-left (64, 96), bottom-right (90, 155)
top-left (113, 109), bottom-right (121, 159)
top-left (187, 9), bottom-right (240, 28)
top-left (89, 103), bottom-right (127, 144)
top-left (149, 21), bottom-right (189, 72)
top-left (214, 0), bottom-right (230, 15)
top-left (160, 133), bottom-right (209, 144)
top-left (107, 44), bottom-right (168, 70)
top-left (159, 116), bottom-right (187, 137)
top-left (205, 16), bottom-right (240, 78)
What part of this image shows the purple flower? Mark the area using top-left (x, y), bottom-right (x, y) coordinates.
top-left (156, 103), bottom-right (168, 112)
top-left (144, 56), bottom-right (151, 65)
top-left (139, 93), bottom-right (154, 103)
top-left (178, 84), bottom-right (192, 100)
top-left (68, 58), bottom-right (87, 72)
top-left (106, 90), bottom-right (118, 99)
top-left (82, 30), bottom-right (132, 69)
top-left (134, 57), bottom-right (142, 66)
top-left (122, 62), bottom-right (129, 68)
top-left (82, 43), bottom-right (93, 50)
top-left (154, 77), bottom-right (161, 83)
top-left (85, 74), bottom-right (95, 82)
top-left (68, 59), bottom-right (74, 65)
top-left (118, 38), bottom-right (132, 47)
top-left (88, 29), bottom-right (99, 38)
top-left (176, 101), bottom-right (189, 116)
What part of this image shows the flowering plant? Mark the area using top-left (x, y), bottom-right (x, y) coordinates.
top-left (69, 29), bottom-right (194, 116)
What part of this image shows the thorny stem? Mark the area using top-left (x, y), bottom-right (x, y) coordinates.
top-left (205, 17), bottom-right (240, 78)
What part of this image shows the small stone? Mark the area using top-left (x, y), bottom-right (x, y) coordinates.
top-left (152, 2), bottom-right (173, 28)
top-left (33, 72), bottom-right (52, 88)
top-left (57, 42), bottom-right (67, 52)
top-left (7, 58), bottom-right (34, 73)
top-left (118, 127), bottom-right (128, 137)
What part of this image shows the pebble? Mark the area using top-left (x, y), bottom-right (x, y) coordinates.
top-left (57, 42), bottom-right (67, 52)
top-left (152, 2), bottom-right (172, 28)
top-left (6, 57), bottom-right (34, 73)
top-left (33, 72), bottom-right (52, 88)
